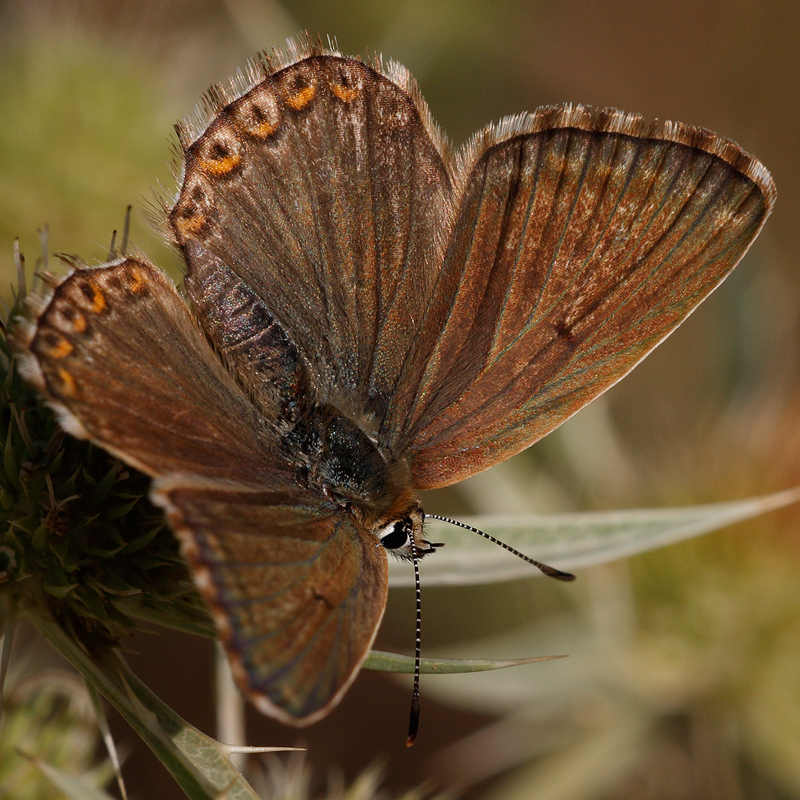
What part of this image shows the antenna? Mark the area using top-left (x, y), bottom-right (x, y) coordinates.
top-left (108, 206), bottom-right (133, 260)
top-left (402, 513), bottom-right (575, 744)
top-left (107, 229), bottom-right (118, 261)
top-left (121, 205), bottom-right (132, 255)
top-left (406, 536), bottom-right (422, 747)
top-left (426, 514), bottom-right (576, 582)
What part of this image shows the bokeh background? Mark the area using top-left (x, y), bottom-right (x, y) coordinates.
top-left (3, 0), bottom-right (800, 798)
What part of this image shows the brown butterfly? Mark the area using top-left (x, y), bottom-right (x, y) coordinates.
top-left (17, 40), bottom-right (774, 739)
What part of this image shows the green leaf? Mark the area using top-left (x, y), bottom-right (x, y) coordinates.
top-left (85, 463), bottom-right (121, 506)
top-left (364, 649), bottom-right (567, 674)
top-left (3, 426), bottom-right (20, 491)
top-left (121, 598), bottom-right (217, 639)
top-left (42, 581), bottom-right (79, 599)
top-left (28, 600), bottom-right (264, 800)
top-left (26, 755), bottom-right (116, 800)
top-left (389, 487), bottom-right (800, 588)
top-left (105, 496), bottom-right (141, 520)
top-left (117, 522), bottom-right (164, 555)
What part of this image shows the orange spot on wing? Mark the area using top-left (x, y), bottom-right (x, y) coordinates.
top-left (198, 153), bottom-right (241, 176)
top-left (285, 85), bottom-right (316, 110)
top-left (248, 119), bottom-right (278, 138)
top-left (173, 211), bottom-right (207, 238)
top-left (72, 312), bottom-right (87, 333)
top-left (330, 83), bottom-right (357, 103)
top-left (88, 282), bottom-right (105, 314)
top-left (127, 267), bottom-right (147, 293)
top-left (49, 338), bottom-right (73, 359)
top-left (56, 367), bottom-right (76, 396)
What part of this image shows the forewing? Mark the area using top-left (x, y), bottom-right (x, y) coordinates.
top-left (17, 256), bottom-right (277, 483)
top-left (388, 105), bottom-right (776, 488)
top-left (170, 53), bottom-right (453, 427)
top-left (153, 477), bottom-right (388, 724)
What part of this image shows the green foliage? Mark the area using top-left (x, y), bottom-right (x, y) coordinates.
top-left (0, 670), bottom-right (113, 799)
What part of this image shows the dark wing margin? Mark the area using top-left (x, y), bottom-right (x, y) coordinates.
top-left (15, 256), bottom-right (279, 484)
top-left (386, 105), bottom-right (776, 489)
top-left (169, 52), bottom-right (454, 430)
top-left (152, 477), bottom-right (388, 725)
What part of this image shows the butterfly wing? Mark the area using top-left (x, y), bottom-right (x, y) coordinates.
top-left (385, 106), bottom-right (776, 488)
top-left (17, 255), bottom-right (388, 724)
top-left (153, 477), bottom-right (387, 724)
top-left (170, 53), bottom-right (454, 427)
top-left (17, 256), bottom-right (277, 482)
top-left (169, 53), bottom-right (774, 492)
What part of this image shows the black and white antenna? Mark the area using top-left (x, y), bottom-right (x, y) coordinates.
top-left (426, 514), bottom-right (575, 581)
top-left (404, 513), bottom-right (575, 745)
top-left (406, 536), bottom-right (422, 747)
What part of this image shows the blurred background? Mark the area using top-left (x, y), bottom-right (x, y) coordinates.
top-left (2, 0), bottom-right (800, 797)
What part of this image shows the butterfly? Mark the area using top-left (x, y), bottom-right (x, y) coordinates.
top-left (17, 40), bottom-right (774, 736)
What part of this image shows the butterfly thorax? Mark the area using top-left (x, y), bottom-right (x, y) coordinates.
top-left (282, 399), bottom-right (443, 558)
top-left (283, 402), bottom-right (402, 512)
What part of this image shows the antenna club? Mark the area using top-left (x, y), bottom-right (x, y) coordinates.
top-left (426, 513), bottom-right (576, 582)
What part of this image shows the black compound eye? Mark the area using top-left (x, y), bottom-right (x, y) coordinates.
top-left (379, 520), bottom-right (410, 550)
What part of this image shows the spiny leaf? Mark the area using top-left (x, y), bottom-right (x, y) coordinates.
top-left (364, 649), bottom-right (568, 674)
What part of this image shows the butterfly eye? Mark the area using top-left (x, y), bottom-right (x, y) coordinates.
top-left (378, 519), bottom-right (411, 550)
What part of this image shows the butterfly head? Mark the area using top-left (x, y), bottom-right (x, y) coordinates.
top-left (375, 505), bottom-right (443, 561)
